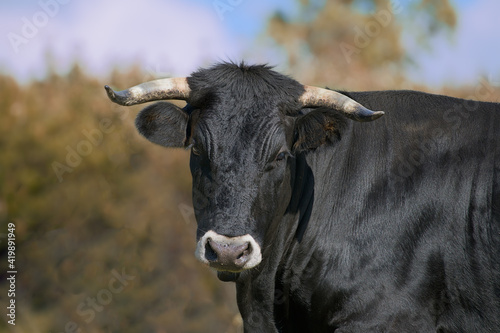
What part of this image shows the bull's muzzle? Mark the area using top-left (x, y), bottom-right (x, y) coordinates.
top-left (195, 231), bottom-right (262, 272)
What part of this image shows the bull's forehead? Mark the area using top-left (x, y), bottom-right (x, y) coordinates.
top-left (186, 63), bottom-right (302, 166)
top-left (194, 106), bottom-right (288, 168)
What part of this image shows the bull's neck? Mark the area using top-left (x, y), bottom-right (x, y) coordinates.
top-left (286, 152), bottom-right (315, 242)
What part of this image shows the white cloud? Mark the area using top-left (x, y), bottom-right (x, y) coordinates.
top-left (3, 0), bottom-right (499, 87)
top-left (0, 0), bottom-right (243, 82)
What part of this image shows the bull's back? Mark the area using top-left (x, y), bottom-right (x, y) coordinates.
top-left (297, 90), bottom-right (500, 331)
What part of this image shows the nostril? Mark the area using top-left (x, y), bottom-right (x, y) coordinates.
top-left (205, 239), bottom-right (218, 262)
top-left (236, 243), bottom-right (251, 260)
top-left (236, 243), bottom-right (252, 263)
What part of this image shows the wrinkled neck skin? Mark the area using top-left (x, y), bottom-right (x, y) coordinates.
top-left (234, 150), bottom-right (316, 332)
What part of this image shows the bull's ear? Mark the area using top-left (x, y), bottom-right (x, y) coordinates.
top-left (135, 102), bottom-right (189, 148)
top-left (293, 108), bottom-right (347, 152)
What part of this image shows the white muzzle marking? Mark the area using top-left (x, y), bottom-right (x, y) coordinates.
top-left (195, 230), bottom-right (262, 270)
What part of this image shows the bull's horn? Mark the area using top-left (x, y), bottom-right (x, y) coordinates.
top-left (299, 85), bottom-right (384, 122)
top-left (104, 77), bottom-right (190, 106)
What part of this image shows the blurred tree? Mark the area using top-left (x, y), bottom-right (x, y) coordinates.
top-left (268, 0), bottom-right (457, 89)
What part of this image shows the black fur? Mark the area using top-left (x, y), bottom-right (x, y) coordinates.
top-left (293, 107), bottom-right (347, 152)
top-left (135, 62), bottom-right (500, 332)
top-left (135, 101), bottom-right (188, 147)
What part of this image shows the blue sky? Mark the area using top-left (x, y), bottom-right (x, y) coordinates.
top-left (1, 0), bottom-right (499, 87)
top-left (405, 0), bottom-right (500, 86)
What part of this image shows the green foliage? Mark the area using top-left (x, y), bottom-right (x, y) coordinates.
top-left (0, 66), bottom-right (241, 332)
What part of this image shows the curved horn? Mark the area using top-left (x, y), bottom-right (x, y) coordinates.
top-left (299, 85), bottom-right (384, 122)
top-left (104, 77), bottom-right (190, 106)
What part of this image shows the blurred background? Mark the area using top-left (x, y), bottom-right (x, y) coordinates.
top-left (1, 0), bottom-right (499, 332)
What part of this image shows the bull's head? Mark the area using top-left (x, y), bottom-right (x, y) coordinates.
top-left (105, 63), bottom-right (383, 281)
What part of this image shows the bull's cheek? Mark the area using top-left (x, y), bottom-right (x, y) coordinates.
top-left (258, 185), bottom-right (289, 218)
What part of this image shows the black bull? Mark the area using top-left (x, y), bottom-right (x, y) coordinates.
top-left (106, 63), bottom-right (500, 332)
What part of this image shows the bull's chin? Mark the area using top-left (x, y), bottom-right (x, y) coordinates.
top-left (216, 271), bottom-right (241, 282)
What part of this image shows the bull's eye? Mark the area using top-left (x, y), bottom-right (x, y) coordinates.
top-left (276, 151), bottom-right (288, 162)
top-left (265, 150), bottom-right (292, 171)
top-left (192, 146), bottom-right (201, 156)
